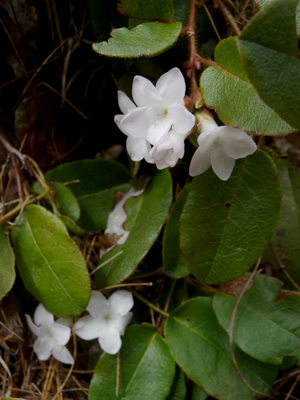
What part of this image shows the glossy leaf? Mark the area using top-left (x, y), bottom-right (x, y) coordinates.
top-left (32, 180), bottom-right (80, 221)
top-left (163, 185), bottom-right (190, 279)
top-left (238, 0), bottom-right (300, 129)
top-left (11, 205), bottom-right (90, 317)
top-left (96, 170), bottom-right (172, 287)
top-left (92, 22), bottom-right (182, 58)
top-left (0, 224), bottom-right (15, 301)
top-left (267, 167), bottom-right (300, 286)
top-left (89, 324), bottom-right (175, 400)
top-left (180, 151), bottom-right (281, 284)
top-left (213, 274), bottom-right (300, 364)
top-left (200, 37), bottom-right (295, 135)
top-left (45, 159), bottom-right (131, 232)
top-left (166, 367), bottom-right (186, 400)
top-left (165, 297), bottom-right (278, 400)
top-left (117, 0), bottom-right (174, 22)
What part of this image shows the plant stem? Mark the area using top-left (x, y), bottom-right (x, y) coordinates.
top-left (130, 289), bottom-right (169, 318)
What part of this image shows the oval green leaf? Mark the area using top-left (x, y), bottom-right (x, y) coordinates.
top-left (200, 37), bottom-right (295, 135)
top-left (32, 180), bottom-right (81, 222)
top-left (11, 205), bottom-right (90, 317)
top-left (89, 324), bottom-right (175, 400)
top-left (163, 185), bottom-right (190, 279)
top-left (180, 151), bottom-right (281, 284)
top-left (45, 159), bottom-right (131, 232)
top-left (96, 170), bottom-right (173, 287)
top-left (164, 297), bottom-right (278, 400)
top-left (238, 0), bottom-right (300, 129)
top-left (213, 274), bottom-right (300, 365)
top-left (166, 367), bottom-right (187, 400)
top-left (92, 22), bottom-right (182, 58)
top-left (0, 224), bottom-right (15, 301)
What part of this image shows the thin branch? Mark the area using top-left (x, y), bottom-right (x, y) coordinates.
top-left (215, 0), bottom-right (241, 35)
top-left (130, 290), bottom-right (169, 318)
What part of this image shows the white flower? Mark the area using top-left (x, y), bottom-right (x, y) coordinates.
top-left (25, 304), bottom-right (74, 364)
top-left (114, 91), bottom-right (154, 163)
top-left (150, 132), bottom-right (186, 169)
top-left (189, 115), bottom-right (257, 181)
top-left (74, 290), bottom-right (133, 355)
top-left (118, 68), bottom-right (195, 145)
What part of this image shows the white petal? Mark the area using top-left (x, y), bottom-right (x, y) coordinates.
top-left (121, 107), bottom-right (152, 138)
top-left (146, 119), bottom-right (171, 145)
top-left (49, 323), bottom-right (71, 346)
top-left (189, 147), bottom-right (211, 176)
top-left (155, 158), bottom-right (170, 170)
top-left (74, 315), bottom-right (105, 340)
top-left (117, 91), bottom-right (136, 114)
top-left (126, 136), bottom-right (153, 162)
top-left (197, 129), bottom-right (218, 153)
top-left (132, 75), bottom-right (162, 107)
top-left (33, 336), bottom-right (53, 360)
top-left (198, 117), bottom-right (218, 133)
top-left (114, 114), bottom-right (129, 136)
top-left (210, 148), bottom-right (236, 181)
top-left (34, 304), bottom-right (54, 327)
top-left (109, 290), bottom-right (134, 316)
top-left (87, 291), bottom-right (109, 317)
top-left (118, 312), bottom-right (133, 335)
top-left (219, 126), bottom-right (257, 159)
top-left (25, 314), bottom-right (41, 337)
top-left (169, 104), bottom-right (196, 135)
top-left (52, 344), bottom-right (74, 364)
top-left (156, 68), bottom-right (186, 106)
top-left (99, 327), bottom-right (122, 354)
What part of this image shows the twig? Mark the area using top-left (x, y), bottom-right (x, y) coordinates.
top-left (203, 4), bottom-right (222, 41)
top-left (116, 351), bottom-right (120, 396)
top-left (284, 371), bottom-right (300, 400)
top-left (130, 289), bottom-right (169, 318)
top-left (215, 0), bottom-right (241, 35)
top-left (89, 251), bottom-right (123, 276)
top-left (100, 282), bottom-right (153, 291)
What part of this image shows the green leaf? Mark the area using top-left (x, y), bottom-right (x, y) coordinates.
top-left (166, 367), bottom-right (187, 400)
top-left (255, 0), bottom-right (300, 37)
top-left (117, 0), bottom-right (174, 22)
top-left (92, 22), bottom-right (182, 58)
top-left (0, 224), bottom-right (15, 301)
top-left (32, 180), bottom-right (81, 221)
top-left (89, 324), bottom-right (175, 400)
top-left (191, 384), bottom-right (209, 400)
top-left (200, 37), bottom-right (295, 135)
top-left (96, 170), bottom-right (172, 287)
top-left (45, 159), bottom-right (131, 232)
top-left (238, 0), bottom-right (300, 129)
top-left (163, 185), bottom-right (190, 279)
top-left (213, 274), bottom-right (300, 365)
top-left (164, 297), bottom-right (278, 400)
top-left (11, 205), bottom-right (90, 317)
top-left (180, 151), bottom-right (281, 284)
top-left (267, 167), bottom-right (300, 286)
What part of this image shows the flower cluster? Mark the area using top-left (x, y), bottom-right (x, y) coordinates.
top-left (115, 69), bottom-right (257, 181)
top-left (114, 67), bottom-right (196, 169)
top-left (26, 290), bottom-right (133, 363)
